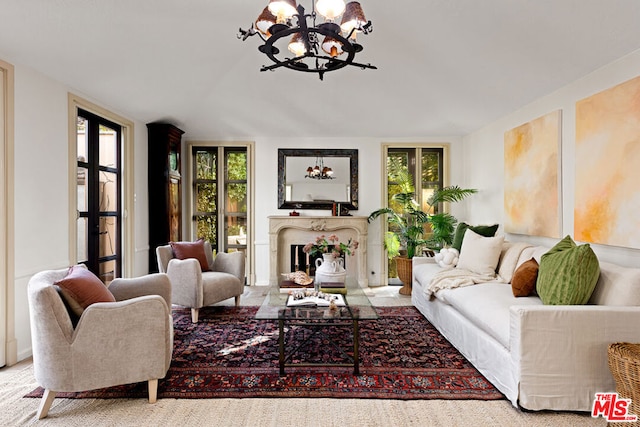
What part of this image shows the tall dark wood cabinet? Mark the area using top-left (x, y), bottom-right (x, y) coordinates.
top-left (147, 123), bottom-right (184, 273)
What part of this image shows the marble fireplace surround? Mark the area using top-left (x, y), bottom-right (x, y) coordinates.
top-left (268, 216), bottom-right (368, 287)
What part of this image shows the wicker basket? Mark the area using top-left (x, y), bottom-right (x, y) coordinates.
top-left (608, 342), bottom-right (640, 425)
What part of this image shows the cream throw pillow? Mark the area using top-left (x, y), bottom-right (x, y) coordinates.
top-left (456, 229), bottom-right (504, 276)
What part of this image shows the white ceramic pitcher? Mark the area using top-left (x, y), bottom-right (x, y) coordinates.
top-left (314, 253), bottom-right (347, 285)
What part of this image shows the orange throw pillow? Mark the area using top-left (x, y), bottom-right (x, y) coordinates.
top-left (170, 239), bottom-right (210, 271)
top-left (512, 258), bottom-right (539, 297)
top-left (55, 265), bottom-right (115, 316)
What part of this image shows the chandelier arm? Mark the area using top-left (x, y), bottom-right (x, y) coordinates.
top-left (329, 58), bottom-right (378, 70)
top-left (304, 53), bottom-right (376, 70)
top-left (260, 53), bottom-right (314, 72)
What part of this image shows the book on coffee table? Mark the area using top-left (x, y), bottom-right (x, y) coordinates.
top-left (286, 293), bottom-right (346, 307)
top-left (279, 280), bottom-right (314, 291)
top-left (319, 282), bottom-right (347, 294)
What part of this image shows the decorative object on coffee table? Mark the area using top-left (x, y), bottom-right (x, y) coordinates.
top-left (281, 271), bottom-right (313, 287)
top-left (315, 253), bottom-right (347, 284)
top-left (303, 234), bottom-right (358, 285)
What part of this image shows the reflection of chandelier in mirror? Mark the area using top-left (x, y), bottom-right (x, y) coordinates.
top-left (305, 157), bottom-right (334, 179)
top-left (238, 0), bottom-right (376, 81)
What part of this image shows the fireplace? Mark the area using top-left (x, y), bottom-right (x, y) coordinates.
top-left (269, 216), bottom-right (368, 286)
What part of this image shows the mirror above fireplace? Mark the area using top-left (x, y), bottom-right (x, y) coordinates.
top-left (277, 148), bottom-right (358, 211)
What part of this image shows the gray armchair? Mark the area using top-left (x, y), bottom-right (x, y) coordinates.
top-left (27, 267), bottom-right (173, 419)
top-left (156, 241), bottom-right (245, 323)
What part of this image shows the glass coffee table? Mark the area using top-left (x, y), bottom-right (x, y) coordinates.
top-left (256, 277), bottom-right (379, 375)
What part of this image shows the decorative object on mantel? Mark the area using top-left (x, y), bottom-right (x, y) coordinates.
top-left (289, 210), bottom-right (300, 216)
top-left (305, 157), bottom-right (334, 179)
top-left (238, 1), bottom-right (376, 80)
top-left (368, 158), bottom-right (477, 295)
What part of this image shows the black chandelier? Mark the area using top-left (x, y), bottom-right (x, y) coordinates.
top-left (305, 157), bottom-right (334, 179)
top-left (238, 1), bottom-right (376, 80)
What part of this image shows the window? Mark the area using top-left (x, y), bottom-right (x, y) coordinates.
top-left (76, 109), bottom-right (122, 283)
top-left (385, 146), bottom-right (445, 283)
top-left (192, 146), bottom-right (248, 255)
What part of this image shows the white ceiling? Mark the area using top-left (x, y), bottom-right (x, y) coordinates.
top-left (2, 0), bottom-right (640, 140)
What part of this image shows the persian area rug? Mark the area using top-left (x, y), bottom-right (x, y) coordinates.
top-left (26, 306), bottom-right (504, 401)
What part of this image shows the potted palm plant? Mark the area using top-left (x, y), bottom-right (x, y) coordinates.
top-left (368, 163), bottom-right (476, 294)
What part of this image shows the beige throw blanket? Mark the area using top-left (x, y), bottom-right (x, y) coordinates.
top-left (425, 268), bottom-right (498, 297)
top-left (424, 241), bottom-right (534, 298)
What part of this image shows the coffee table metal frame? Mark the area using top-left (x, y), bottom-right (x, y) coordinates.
top-left (256, 277), bottom-right (378, 376)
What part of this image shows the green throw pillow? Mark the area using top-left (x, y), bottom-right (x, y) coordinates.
top-left (536, 235), bottom-right (600, 305)
top-left (452, 223), bottom-right (499, 252)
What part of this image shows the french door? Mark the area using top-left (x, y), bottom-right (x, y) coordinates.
top-left (192, 146), bottom-right (248, 255)
top-left (76, 109), bottom-right (122, 284)
top-left (385, 146), bottom-right (445, 284)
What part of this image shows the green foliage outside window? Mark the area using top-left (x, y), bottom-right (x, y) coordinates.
top-left (194, 149), bottom-right (248, 245)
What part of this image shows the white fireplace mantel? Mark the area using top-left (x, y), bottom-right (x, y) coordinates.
top-left (268, 216), bottom-right (369, 287)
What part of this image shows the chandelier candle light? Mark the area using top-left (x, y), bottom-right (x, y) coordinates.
top-left (305, 157), bottom-right (334, 179)
top-left (238, 0), bottom-right (376, 80)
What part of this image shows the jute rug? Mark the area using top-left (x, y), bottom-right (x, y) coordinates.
top-left (27, 306), bottom-right (504, 401)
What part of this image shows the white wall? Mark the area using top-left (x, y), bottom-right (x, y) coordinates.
top-left (462, 48), bottom-right (640, 267)
top-left (13, 65), bottom-right (70, 361)
top-left (7, 59), bottom-right (148, 361)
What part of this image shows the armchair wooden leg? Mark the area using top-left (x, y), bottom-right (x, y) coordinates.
top-left (191, 308), bottom-right (199, 323)
top-left (37, 389), bottom-right (56, 419)
top-left (148, 379), bottom-right (158, 403)
top-left (235, 295), bottom-right (241, 307)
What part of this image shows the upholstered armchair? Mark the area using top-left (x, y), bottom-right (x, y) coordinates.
top-left (27, 266), bottom-right (173, 419)
top-left (156, 240), bottom-right (245, 323)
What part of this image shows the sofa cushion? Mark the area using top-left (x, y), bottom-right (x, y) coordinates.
top-left (511, 258), bottom-right (539, 297)
top-left (456, 229), bottom-right (504, 276)
top-left (536, 235), bottom-right (600, 305)
top-left (55, 265), bottom-right (115, 316)
top-left (452, 222), bottom-right (499, 252)
top-left (171, 239), bottom-right (210, 272)
top-left (589, 261), bottom-right (640, 306)
top-left (496, 242), bottom-right (535, 283)
top-left (439, 282), bottom-right (543, 349)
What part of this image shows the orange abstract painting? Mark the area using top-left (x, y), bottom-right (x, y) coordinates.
top-left (504, 111), bottom-right (561, 238)
top-left (575, 75), bottom-right (640, 248)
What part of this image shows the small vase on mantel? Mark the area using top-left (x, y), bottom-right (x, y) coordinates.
top-left (314, 253), bottom-right (347, 285)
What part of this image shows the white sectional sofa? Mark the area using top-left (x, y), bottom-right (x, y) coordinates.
top-left (412, 242), bottom-right (640, 411)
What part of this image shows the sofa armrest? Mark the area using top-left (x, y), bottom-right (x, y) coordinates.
top-left (510, 305), bottom-right (640, 411)
top-left (166, 258), bottom-right (203, 307)
top-left (108, 273), bottom-right (172, 307)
